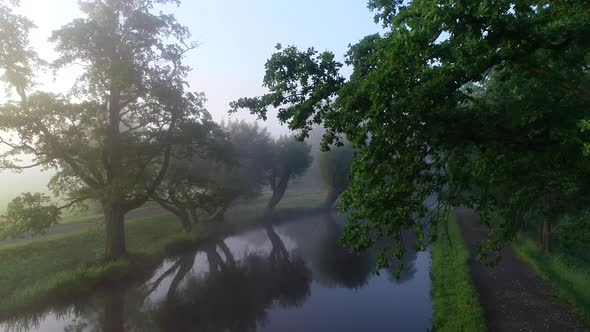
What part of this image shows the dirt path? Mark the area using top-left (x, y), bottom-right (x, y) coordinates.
top-left (0, 206), bottom-right (168, 246)
top-left (456, 208), bottom-right (588, 332)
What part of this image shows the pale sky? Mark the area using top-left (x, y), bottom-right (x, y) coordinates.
top-left (4, 0), bottom-right (381, 136)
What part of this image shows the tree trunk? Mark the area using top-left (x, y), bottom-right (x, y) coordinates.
top-left (542, 218), bottom-right (552, 255)
top-left (166, 253), bottom-right (195, 303)
top-left (102, 292), bottom-right (125, 332)
top-left (104, 203), bottom-right (127, 260)
top-left (537, 220), bottom-right (544, 248)
top-left (266, 175), bottom-right (289, 212)
top-left (204, 206), bottom-right (226, 223)
top-left (217, 240), bottom-right (236, 267)
top-left (190, 208), bottom-right (199, 225)
top-left (206, 244), bottom-right (226, 274)
top-left (178, 210), bottom-right (192, 232)
top-left (323, 187), bottom-right (343, 210)
top-left (151, 196), bottom-right (192, 232)
top-left (539, 194), bottom-right (552, 255)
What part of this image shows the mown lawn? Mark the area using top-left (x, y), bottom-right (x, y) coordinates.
top-left (513, 236), bottom-right (590, 323)
top-left (431, 214), bottom-right (488, 332)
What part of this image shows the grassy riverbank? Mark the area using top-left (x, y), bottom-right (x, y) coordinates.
top-left (0, 214), bottom-right (206, 317)
top-left (431, 215), bottom-right (487, 332)
top-left (0, 190), bottom-right (325, 317)
top-left (513, 236), bottom-right (590, 323)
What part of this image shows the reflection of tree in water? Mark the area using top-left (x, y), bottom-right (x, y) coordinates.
top-left (375, 230), bottom-right (419, 284)
top-left (265, 225), bottom-right (310, 307)
top-left (99, 292), bottom-right (125, 332)
top-left (385, 249), bottom-right (418, 284)
top-left (1, 291), bottom-right (130, 332)
top-left (153, 224), bottom-right (311, 332)
top-left (312, 214), bottom-right (374, 289)
top-left (1, 216), bottom-right (421, 332)
top-left (284, 213), bottom-right (419, 288)
top-left (1, 225), bottom-right (310, 332)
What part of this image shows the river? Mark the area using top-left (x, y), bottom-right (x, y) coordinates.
top-left (1, 213), bottom-right (432, 331)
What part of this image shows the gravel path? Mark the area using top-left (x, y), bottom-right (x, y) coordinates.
top-left (456, 208), bottom-right (588, 332)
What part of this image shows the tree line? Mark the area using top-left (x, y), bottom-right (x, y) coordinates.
top-left (0, 0), bottom-right (354, 260)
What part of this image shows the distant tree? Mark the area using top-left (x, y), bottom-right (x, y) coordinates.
top-left (0, 0), bottom-right (38, 98)
top-left (0, 193), bottom-right (59, 239)
top-left (318, 143), bottom-right (353, 209)
top-left (151, 120), bottom-right (274, 230)
top-left (0, 0), bottom-right (203, 259)
top-left (220, 120), bottom-right (274, 205)
top-left (149, 119), bottom-right (232, 231)
top-left (266, 136), bottom-right (312, 211)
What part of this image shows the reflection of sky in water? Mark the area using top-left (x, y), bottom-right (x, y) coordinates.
top-left (260, 252), bottom-right (432, 332)
top-left (1, 215), bottom-right (432, 332)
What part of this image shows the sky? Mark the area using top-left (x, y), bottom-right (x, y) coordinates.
top-left (0, 0), bottom-right (382, 205)
top-left (4, 0), bottom-right (382, 135)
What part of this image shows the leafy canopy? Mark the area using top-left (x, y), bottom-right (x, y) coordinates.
top-left (0, 0), bottom-right (208, 253)
top-left (232, 0), bottom-right (590, 267)
top-left (0, 193), bottom-right (60, 239)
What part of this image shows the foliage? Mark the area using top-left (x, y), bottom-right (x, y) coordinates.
top-left (445, 58), bottom-right (590, 260)
top-left (0, 0), bottom-right (38, 96)
top-left (272, 135), bottom-right (312, 179)
top-left (554, 218), bottom-right (590, 265)
top-left (0, 193), bottom-right (60, 239)
top-left (581, 119), bottom-right (590, 157)
top-left (231, 44), bottom-right (345, 143)
top-left (231, 0), bottom-right (590, 267)
top-left (150, 119), bottom-right (233, 229)
top-left (513, 236), bottom-right (590, 323)
top-left (152, 120), bottom-right (274, 228)
top-left (0, 0), bottom-right (207, 258)
top-left (431, 215), bottom-right (487, 332)
top-left (266, 136), bottom-right (312, 210)
top-left (318, 142), bottom-right (353, 208)
top-left (219, 120), bottom-right (274, 202)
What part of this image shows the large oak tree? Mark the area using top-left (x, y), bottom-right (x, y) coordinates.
top-left (0, 0), bottom-right (205, 259)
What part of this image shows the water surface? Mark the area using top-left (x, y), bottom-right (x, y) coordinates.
top-left (2, 213), bottom-right (432, 331)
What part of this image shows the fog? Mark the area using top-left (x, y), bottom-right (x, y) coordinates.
top-left (0, 0), bottom-right (381, 210)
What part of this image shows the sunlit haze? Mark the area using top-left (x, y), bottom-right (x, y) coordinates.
top-left (3, 0), bottom-right (380, 135)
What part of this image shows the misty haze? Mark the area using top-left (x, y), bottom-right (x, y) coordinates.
top-left (0, 1), bottom-right (589, 331)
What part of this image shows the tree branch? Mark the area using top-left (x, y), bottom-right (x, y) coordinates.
top-left (57, 196), bottom-right (88, 210)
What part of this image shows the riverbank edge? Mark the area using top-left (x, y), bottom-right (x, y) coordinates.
top-left (430, 212), bottom-right (488, 332)
top-left (0, 207), bottom-right (326, 320)
top-left (512, 236), bottom-right (590, 324)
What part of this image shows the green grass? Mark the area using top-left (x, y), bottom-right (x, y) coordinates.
top-left (0, 189), bottom-right (325, 316)
top-left (58, 211), bottom-right (103, 225)
top-left (431, 215), bottom-right (488, 332)
top-left (58, 201), bottom-right (162, 225)
top-left (513, 236), bottom-right (590, 323)
top-left (0, 214), bottom-right (196, 316)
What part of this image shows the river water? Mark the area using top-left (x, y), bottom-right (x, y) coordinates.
top-left (1, 213), bottom-right (432, 332)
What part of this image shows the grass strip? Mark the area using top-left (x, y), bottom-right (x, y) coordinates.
top-left (513, 236), bottom-right (590, 324)
top-left (431, 214), bottom-right (487, 332)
